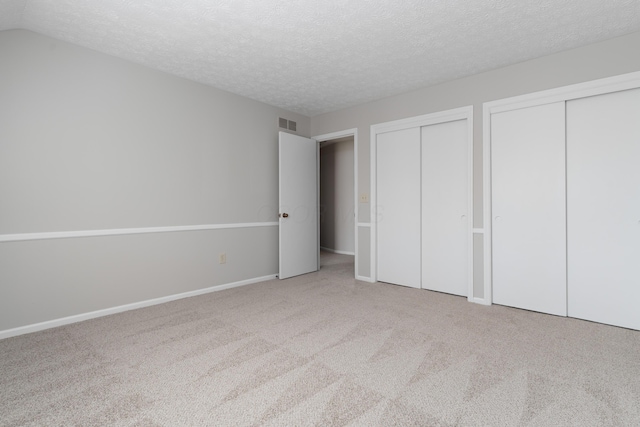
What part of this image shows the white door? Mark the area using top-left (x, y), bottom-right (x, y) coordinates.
top-left (421, 120), bottom-right (469, 296)
top-left (491, 102), bottom-right (567, 316)
top-left (567, 88), bottom-right (640, 330)
top-left (279, 131), bottom-right (318, 279)
top-left (376, 128), bottom-right (421, 288)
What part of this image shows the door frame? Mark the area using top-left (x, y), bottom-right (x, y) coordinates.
top-left (370, 106), bottom-right (474, 299)
top-left (482, 70), bottom-right (640, 307)
top-left (312, 128), bottom-right (359, 280)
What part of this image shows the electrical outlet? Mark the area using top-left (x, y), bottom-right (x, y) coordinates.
top-left (359, 193), bottom-right (369, 203)
top-left (219, 253), bottom-right (226, 264)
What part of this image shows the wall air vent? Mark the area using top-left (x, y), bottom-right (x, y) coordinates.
top-left (288, 120), bottom-right (297, 131)
top-left (278, 117), bottom-right (288, 129)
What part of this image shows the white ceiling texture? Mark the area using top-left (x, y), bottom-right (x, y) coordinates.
top-left (1, 0), bottom-right (639, 116)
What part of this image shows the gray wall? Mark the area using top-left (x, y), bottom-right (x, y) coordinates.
top-left (320, 139), bottom-right (355, 254)
top-left (3, 28), bottom-right (640, 331)
top-left (310, 31), bottom-right (640, 296)
top-left (0, 29), bottom-right (309, 331)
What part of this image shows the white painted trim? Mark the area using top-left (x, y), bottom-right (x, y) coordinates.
top-left (317, 139), bottom-right (321, 272)
top-left (357, 275), bottom-right (376, 283)
top-left (313, 128), bottom-right (358, 142)
top-left (481, 71), bottom-right (640, 309)
top-left (370, 127), bottom-right (377, 284)
top-left (357, 222), bottom-right (371, 228)
top-left (353, 130), bottom-right (360, 281)
top-left (0, 274), bottom-right (277, 340)
top-left (472, 228), bottom-right (484, 234)
top-left (370, 106), bottom-right (474, 299)
top-left (372, 106), bottom-right (474, 135)
top-left (0, 222), bottom-right (279, 243)
top-left (465, 109), bottom-right (474, 303)
top-left (471, 297), bottom-right (491, 306)
top-left (320, 246), bottom-right (355, 256)
top-left (313, 128), bottom-right (359, 281)
top-left (484, 71), bottom-right (640, 114)
top-left (482, 101), bottom-right (494, 307)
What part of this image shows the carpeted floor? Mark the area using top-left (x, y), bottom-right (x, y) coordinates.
top-left (1, 251), bottom-right (639, 426)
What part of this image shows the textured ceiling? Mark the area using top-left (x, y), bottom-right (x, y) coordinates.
top-left (1, 0), bottom-right (639, 116)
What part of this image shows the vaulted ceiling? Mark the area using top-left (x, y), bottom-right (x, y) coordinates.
top-left (1, 0), bottom-right (639, 116)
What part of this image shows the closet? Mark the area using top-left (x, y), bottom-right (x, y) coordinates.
top-left (374, 107), bottom-right (472, 296)
top-left (566, 88), bottom-right (640, 330)
top-left (491, 102), bottom-right (567, 316)
top-left (487, 74), bottom-right (640, 330)
top-left (377, 127), bottom-right (422, 288)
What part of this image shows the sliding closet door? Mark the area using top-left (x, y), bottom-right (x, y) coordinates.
top-left (421, 120), bottom-right (469, 296)
top-left (377, 128), bottom-right (421, 288)
top-left (491, 102), bottom-right (567, 316)
top-left (567, 88), bottom-right (640, 330)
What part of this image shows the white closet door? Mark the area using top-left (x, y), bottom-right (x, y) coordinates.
top-left (491, 102), bottom-right (567, 316)
top-left (377, 128), bottom-right (421, 288)
top-left (567, 88), bottom-right (640, 330)
top-left (421, 120), bottom-right (469, 296)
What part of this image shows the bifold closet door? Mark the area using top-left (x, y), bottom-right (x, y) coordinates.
top-left (377, 128), bottom-right (421, 288)
top-left (421, 120), bottom-right (468, 296)
top-left (567, 88), bottom-right (640, 330)
top-left (491, 102), bottom-right (567, 316)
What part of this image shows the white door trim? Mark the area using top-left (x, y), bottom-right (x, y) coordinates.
top-left (482, 70), bottom-right (640, 307)
top-left (370, 106), bottom-right (474, 298)
top-left (312, 128), bottom-right (362, 280)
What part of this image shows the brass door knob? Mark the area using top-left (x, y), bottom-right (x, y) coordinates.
top-left (281, 213), bottom-right (289, 218)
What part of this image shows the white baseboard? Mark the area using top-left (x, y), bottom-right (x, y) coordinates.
top-left (470, 296), bottom-right (491, 306)
top-left (320, 246), bottom-right (355, 256)
top-left (0, 274), bottom-right (277, 340)
top-left (356, 275), bottom-right (375, 283)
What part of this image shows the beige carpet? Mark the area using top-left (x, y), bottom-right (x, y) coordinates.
top-left (1, 251), bottom-right (639, 426)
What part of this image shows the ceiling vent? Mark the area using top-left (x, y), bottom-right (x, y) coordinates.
top-left (288, 120), bottom-right (297, 132)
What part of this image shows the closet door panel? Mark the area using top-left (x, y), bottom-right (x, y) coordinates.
top-left (377, 128), bottom-right (421, 288)
top-left (567, 88), bottom-right (640, 330)
top-left (421, 120), bottom-right (468, 296)
top-left (491, 102), bottom-right (567, 316)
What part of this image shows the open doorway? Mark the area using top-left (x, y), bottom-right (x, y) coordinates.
top-left (320, 136), bottom-right (354, 254)
top-left (313, 130), bottom-right (357, 277)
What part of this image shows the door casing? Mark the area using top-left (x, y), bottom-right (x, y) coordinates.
top-left (312, 128), bottom-right (359, 280)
